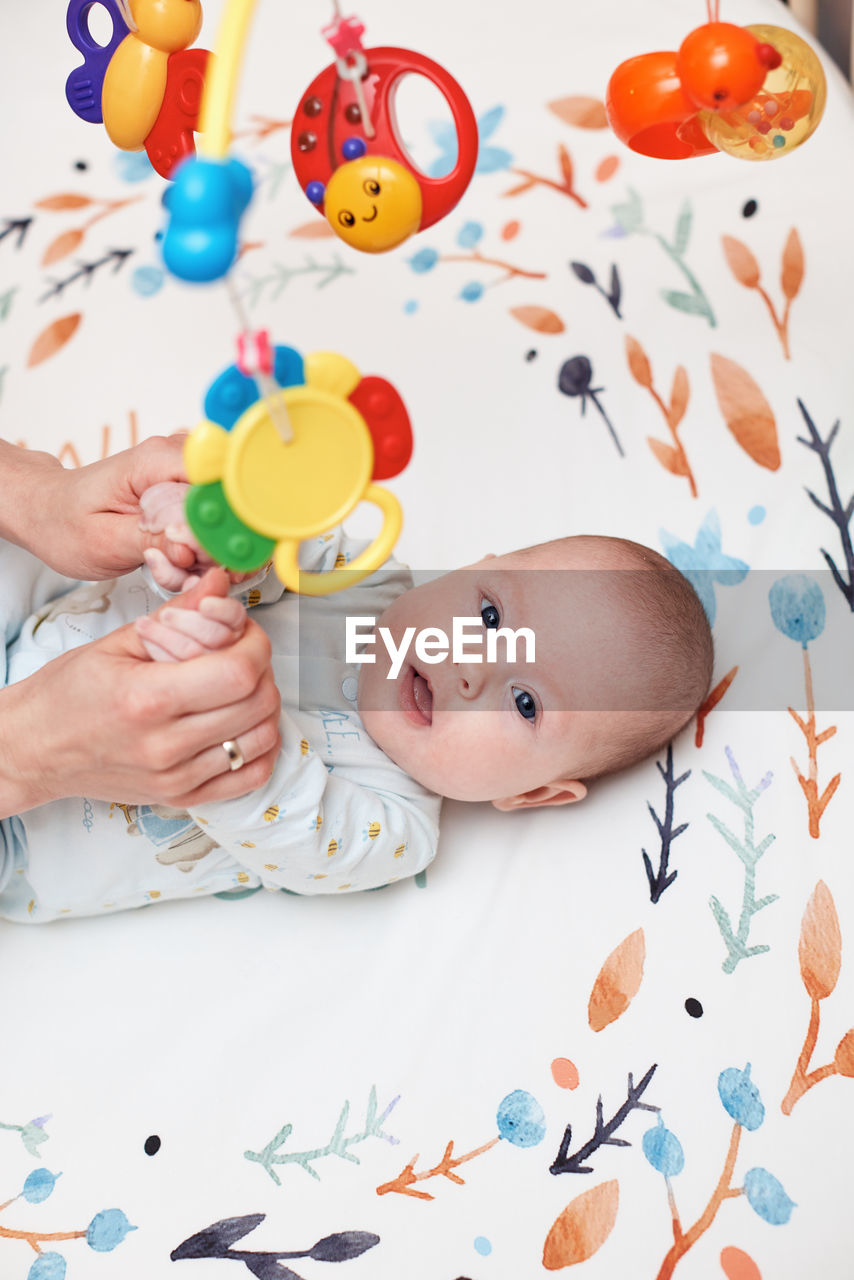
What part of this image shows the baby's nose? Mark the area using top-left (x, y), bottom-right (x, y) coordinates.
top-left (454, 659), bottom-right (486, 699)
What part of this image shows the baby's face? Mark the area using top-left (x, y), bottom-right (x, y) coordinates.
top-left (357, 546), bottom-right (639, 805)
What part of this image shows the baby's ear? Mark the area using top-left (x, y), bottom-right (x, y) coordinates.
top-left (492, 780), bottom-right (587, 812)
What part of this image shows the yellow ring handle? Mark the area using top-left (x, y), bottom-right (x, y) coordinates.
top-left (273, 485), bottom-right (403, 597)
top-left (199, 0), bottom-right (258, 158)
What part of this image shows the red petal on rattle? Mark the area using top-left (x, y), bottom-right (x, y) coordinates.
top-left (756, 42), bottom-right (782, 70)
top-left (348, 377), bottom-right (413, 481)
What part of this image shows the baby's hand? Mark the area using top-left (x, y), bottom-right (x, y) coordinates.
top-left (135, 589), bottom-right (247, 662)
top-left (139, 481), bottom-right (266, 592)
top-left (139, 481), bottom-right (216, 591)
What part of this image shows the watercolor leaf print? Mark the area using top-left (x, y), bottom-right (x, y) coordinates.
top-left (548, 96), bottom-right (608, 128)
top-left (610, 189), bottom-right (715, 326)
top-left (588, 929), bottom-right (646, 1031)
top-left (550, 1065), bottom-right (659, 1176)
top-left (782, 881), bottom-right (854, 1113)
top-left (796, 399), bottom-right (854, 611)
top-left (244, 1087), bottom-right (399, 1185)
top-left (649, 1066), bottom-right (794, 1280)
top-left (542, 1180), bottom-right (619, 1269)
top-left (625, 336), bottom-right (697, 496)
top-left (27, 314), bottom-right (81, 367)
top-left (720, 1245), bottom-right (763, 1280)
top-left (642, 745), bottom-right (691, 903)
top-left (558, 355), bottom-right (623, 455)
top-left (769, 575), bottom-right (841, 838)
top-left (721, 229), bottom-right (803, 359)
top-left (171, 1216), bottom-right (379, 1277)
top-left (706, 748), bottom-right (777, 973)
top-left (571, 260), bottom-right (621, 317)
top-left (377, 1089), bottom-right (544, 1200)
top-left (504, 143), bottom-right (589, 208)
top-left (710, 355), bottom-right (780, 470)
top-left (509, 305), bottom-right (565, 334)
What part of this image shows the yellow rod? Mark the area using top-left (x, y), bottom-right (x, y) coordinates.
top-left (199, 0), bottom-right (258, 158)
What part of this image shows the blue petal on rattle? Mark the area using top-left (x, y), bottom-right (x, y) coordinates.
top-left (162, 157), bottom-right (254, 284)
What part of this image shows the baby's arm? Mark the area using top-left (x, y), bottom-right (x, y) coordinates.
top-left (187, 733), bottom-right (440, 895)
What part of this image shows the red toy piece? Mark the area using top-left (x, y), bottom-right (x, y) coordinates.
top-left (291, 46), bottom-right (478, 234)
top-left (348, 375), bottom-right (413, 480)
top-left (145, 47), bottom-right (210, 179)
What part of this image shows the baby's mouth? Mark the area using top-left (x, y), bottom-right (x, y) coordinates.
top-left (400, 663), bottom-right (433, 726)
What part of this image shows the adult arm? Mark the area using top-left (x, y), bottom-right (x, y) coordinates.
top-left (0, 436), bottom-right (195, 580)
top-left (0, 571), bottom-right (282, 820)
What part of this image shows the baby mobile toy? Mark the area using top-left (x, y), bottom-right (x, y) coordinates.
top-left (605, 0), bottom-right (827, 161)
top-left (64, 0), bottom-right (479, 594)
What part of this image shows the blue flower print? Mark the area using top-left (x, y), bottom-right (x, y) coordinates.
top-left (659, 510), bottom-right (749, 625)
top-left (428, 104), bottom-right (512, 177)
top-left (769, 575), bottom-right (826, 648)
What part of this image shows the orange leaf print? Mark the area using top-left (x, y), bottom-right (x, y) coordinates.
top-left (595, 155), bottom-right (620, 183)
top-left (625, 335), bottom-right (652, 388)
top-left (509, 305), bottom-right (565, 334)
top-left (781, 227), bottom-right (804, 301)
top-left (41, 228), bottom-right (86, 267)
top-left (668, 365), bottom-right (689, 429)
top-left (289, 220), bottom-right (336, 238)
top-left (722, 236), bottom-right (760, 289)
top-left (648, 437), bottom-right (688, 477)
top-left (720, 1244), bottom-right (762, 1280)
top-left (798, 880), bottom-right (841, 1001)
top-left (501, 219), bottom-right (521, 241)
top-left (710, 354), bottom-right (780, 470)
top-left (558, 144), bottom-right (574, 190)
top-left (588, 928), bottom-right (645, 1032)
top-left (548, 96), bottom-right (609, 129)
top-left (543, 1180), bottom-right (619, 1269)
top-left (27, 313), bottom-right (81, 367)
top-left (833, 1028), bottom-right (854, 1077)
top-left (34, 193), bottom-right (94, 211)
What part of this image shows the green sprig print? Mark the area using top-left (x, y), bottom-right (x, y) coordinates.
top-left (706, 747), bottom-right (778, 973)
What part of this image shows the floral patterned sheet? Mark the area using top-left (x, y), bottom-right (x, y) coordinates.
top-left (2, 0), bottom-right (854, 1276)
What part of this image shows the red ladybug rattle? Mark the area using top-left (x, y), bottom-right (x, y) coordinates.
top-left (291, 16), bottom-right (478, 252)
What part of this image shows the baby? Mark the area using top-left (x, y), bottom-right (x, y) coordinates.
top-left (0, 484), bottom-right (712, 922)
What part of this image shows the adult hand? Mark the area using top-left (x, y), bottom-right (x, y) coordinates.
top-left (0, 571), bottom-right (281, 816)
top-left (4, 436), bottom-right (198, 580)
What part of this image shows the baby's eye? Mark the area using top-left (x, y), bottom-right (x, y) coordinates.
top-left (512, 687), bottom-right (537, 721)
top-left (480, 597), bottom-right (500, 629)
top-left (338, 209), bottom-right (356, 227)
top-left (363, 179), bottom-right (381, 196)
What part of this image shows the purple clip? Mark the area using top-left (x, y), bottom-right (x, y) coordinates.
top-left (65, 0), bottom-right (129, 124)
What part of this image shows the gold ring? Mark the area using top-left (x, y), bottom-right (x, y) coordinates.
top-left (222, 739), bottom-right (245, 771)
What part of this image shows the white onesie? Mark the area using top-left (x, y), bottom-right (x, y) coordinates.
top-left (0, 531), bottom-right (441, 922)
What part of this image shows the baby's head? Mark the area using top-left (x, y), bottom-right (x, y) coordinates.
top-left (357, 535), bottom-right (713, 807)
